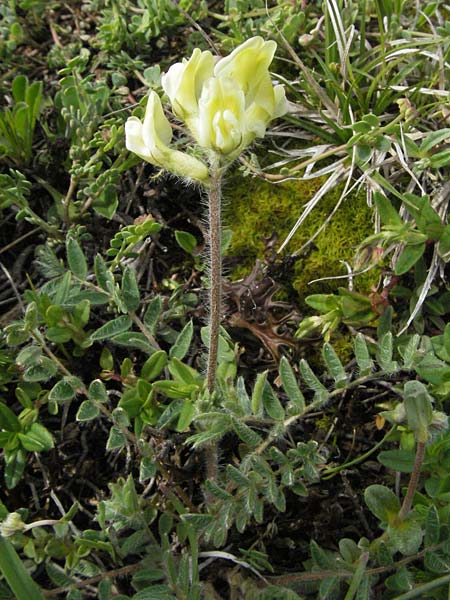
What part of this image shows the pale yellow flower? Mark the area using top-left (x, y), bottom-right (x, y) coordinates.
top-left (125, 91), bottom-right (209, 183)
top-left (161, 48), bottom-right (214, 121)
top-left (168, 37), bottom-right (287, 159)
top-left (126, 37), bottom-right (287, 173)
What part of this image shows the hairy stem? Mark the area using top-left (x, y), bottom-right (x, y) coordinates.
top-left (204, 159), bottom-right (222, 486)
top-left (398, 440), bottom-right (426, 521)
top-left (206, 161), bottom-right (222, 394)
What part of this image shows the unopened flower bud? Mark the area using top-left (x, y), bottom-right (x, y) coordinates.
top-left (0, 512), bottom-right (26, 537)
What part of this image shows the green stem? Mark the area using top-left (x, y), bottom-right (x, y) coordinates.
top-left (398, 440), bottom-right (426, 521)
top-left (322, 425), bottom-right (396, 479)
top-left (393, 573), bottom-right (450, 599)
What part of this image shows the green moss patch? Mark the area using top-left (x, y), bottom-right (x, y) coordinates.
top-left (224, 174), bottom-right (379, 305)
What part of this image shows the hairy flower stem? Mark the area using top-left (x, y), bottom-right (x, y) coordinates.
top-left (398, 440), bottom-right (426, 521)
top-left (206, 161), bottom-right (222, 394)
top-left (204, 160), bottom-right (223, 486)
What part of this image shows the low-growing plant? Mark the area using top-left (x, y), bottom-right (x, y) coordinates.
top-left (0, 75), bottom-right (43, 166)
top-left (1, 1), bottom-right (450, 598)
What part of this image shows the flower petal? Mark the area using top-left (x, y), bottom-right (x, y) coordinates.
top-left (196, 76), bottom-right (246, 156)
top-left (162, 48), bottom-right (214, 119)
top-left (125, 117), bottom-right (149, 159)
top-left (142, 91), bottom-right (173, 156)
top-left (125, 92), bottom-right (209, 183)
top-left (214, 37), bottom-right (277, 96)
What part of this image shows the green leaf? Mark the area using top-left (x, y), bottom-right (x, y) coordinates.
top-left (0, 537), bottom-right (45, 600)
top-left (203, 479), bottom-right (233, 501)
top-left (52, 271), bottom-right (72, 305)
top-left (374, 192), bottom-right (402, 228)
top-left (377, 306), bottom-right (393, 339)
top-left (18, 423), bottom-right (54, 452)
top-left (411, 196), bottom-right (443, 238)
top-left (143, 296), bottom-right (162, 333)
top-left (415, 354), bottom-right (450, 385)
top-left (305, 294), bottom-right (340, 312)
top-left (169, 321), bottom-right (193, 360)
top-left (16, 345), bottom-right (42, 368)
top-left (354, 333), bottom-right (373, 376)
top-left (377, 332), bottom-right (398, 373)
top-left (176, 400), bottom-right (195, 433)
top-left (425, 505), bottom-right (440, 546)
top-left (376, 541), bottom-right (393, 567)
top-left (251, 371), bottom-right (267, 416)
top-left (142, 351), bottom-right (167, 381)
top-left (400, 334), bottom-right (421, 369)
top-left (98, 580), bottom-right (112, 600)
top-left (377, 449), bottom-right (415, 473)
top-left (226, 464), bottom-right (250, 487)
top-left (153, 380), bottom-right (198, 399)
top-left (420, 128), bottom-right (450, 154)
top-left (90, 315), bottom-right (132, 341)
top-left (310, 540), bottom-right (335, 570)
top-left (394, 243), bottom-right (426, 275)
top-left (4, 448), bottom-right (26, 489)
top-left (111, 332), bottom-right (156, 353)
top-left (121, 266), bottom-right (140, 311)
top-left (23, 358), bottom-right (58, 382)
top-left (175, 230), bottom-right (197, 255)
top-left (185, 426), bottom-right (225, 447)
top-left (180, 514), bottom-right (214, 533)
top-left (322, 343), bottom-right (347, 387)
top-left (139, 457), bottom-right (156, 483)
top-left (299, 359), bottom-right (328, 403)
top-left (94, 254), bottom-right (114, 292)
top-left (106, 426), bottom-right (126, 450)
top-left (431, 148), bottom-right (450, 169)
top-left (364, 484), bottom-right (400, 523)
top-left (12, 75), bottom-right (27, 102)
top-left (438, 225), bottom-right (450, 260)
top-left (0, 404), bottom-right (21, 433)
top-left (262, 382), bottom-right (285, 420)
top-left (168, 358), bottom-right (200, 385)
top-left (388, 517), bottom-right (423, 555)
top-left (73, 299), bottom-right (90, 328)
top-left (23, 302), bottom-right (38, 330)
top-left (232, 419), bottom-right (262, 448)
top-left (279, 357), bottom-right (305, 412)
top-left (384, 566), bottom-right (413, 592)
top-left (46, 326), bottom-right (72, 344)
top-left (132, 585), bottom-right (177, 600)
top-left (93, 184), bottom-right (118, 219)
top-left (48, 377), bottom-right (77, 404)
top-left (423, 550), bottom-right (450, 573)
top-left (319, 575), bottom-right (341, 599)
top-left (88, 379), bottom-right (108, 404)
top-left (338, 538), bottom-right (360, 564)
top-left (100, 348), bottom-right (114, 371)
top-left (66, 237), bottom-right (87, 280)
top-left (76, 401), bottom-right (100, 422)
top-left (403, 380), bottom-right (433, 443)
top-left (258, 587), bottom-right (302, 599)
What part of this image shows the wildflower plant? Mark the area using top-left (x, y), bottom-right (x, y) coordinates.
top-left (125, 37), bottom-right (287, 396)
